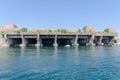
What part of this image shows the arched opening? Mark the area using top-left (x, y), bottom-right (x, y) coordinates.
top-left (26, 38), bottom-right (37, 46)
top-left (57, 38), bottom-right (73, 46)
top-left (42, 38), bottom-right (54, 46)
top-left (78, 38), bottom-right (88, 45)
top-left (9, 38), bottom-right (22, 46)
top-left (102, 38), bottom-right (108, 45)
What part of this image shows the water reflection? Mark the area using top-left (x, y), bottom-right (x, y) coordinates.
top-left (21, 46), bottom-right (25, 55)
top-left (36, 47), bottom-right (40, 57)
top-left (54, 46), bottom-right (58, 56)
top-left (0, 46), bottom-right (120, 79)
top-left (75, 46), bottom-right (79, 57)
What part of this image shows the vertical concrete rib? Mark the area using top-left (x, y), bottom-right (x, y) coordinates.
top-left (53, 34), bottom-right (58, 47)
top-left (109, 36), bottom-right (115, 45)
top-left (20, 34), bottom-right (26, 47)
top-left (98, 36), bottom-right (103, 45)
top-left (73, 34), bottom-right (79, 46)
top-left (87, 35), bottom-right (95, 46)
top-left (2, 34), bottom-right (9, 46)
top-left (35, 34), bottom-right (40, 47)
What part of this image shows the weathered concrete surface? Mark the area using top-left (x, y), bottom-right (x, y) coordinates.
top-left (0, 35), bottom-right (2, 45)
top-left (0, 33), bottom-right (116, 47)
top-left (0, 24), bottom-right (118, 47)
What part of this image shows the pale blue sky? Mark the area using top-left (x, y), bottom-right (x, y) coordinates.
top-left (0, 0), bottom-right (120, 34)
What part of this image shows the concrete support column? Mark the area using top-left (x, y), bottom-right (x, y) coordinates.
top-left (73, 34), bottom-right (79, 46)
top-left (35, 34), bottom-right (42, 47)
top-left (53, 34), bottom-right (58, 47)
top-left (87, 35), bottom-right (95, 46)
top-left (98, 36), bottom-right (103, 45)
top-left (20, 34), bottom-right (26, 47)
top-left (9, 38), bottom-right (12, 46)
top-left (2, 34), bottom-right (9, 46)
top-left (109, 36), bottom-right (115, 45)
top-left (0, 35), bottom-right (4, 45)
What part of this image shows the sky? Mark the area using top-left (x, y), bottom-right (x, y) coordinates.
top-left (0, 0), bottom-right (120, 35)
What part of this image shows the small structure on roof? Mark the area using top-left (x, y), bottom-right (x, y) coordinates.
top-left (104, 28), bottom-right (117, 34)
top-left (82, 26), bottom-right (95, 32)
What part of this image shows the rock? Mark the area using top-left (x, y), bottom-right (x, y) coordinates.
top-left (104, 28), bottom-right (117, 34)
top-left (83, 26), bottom-right (95, 32)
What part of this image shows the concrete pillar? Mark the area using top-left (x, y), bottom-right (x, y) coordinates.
top-left (0, 35), bottom-right (4, 45)
top-left (72, 34), bottom-right (79, 46)
top-left (109, 36), bottom-right (115, 45)
top-left (87, 35), bottom-right (95, 46)
top-left (2, 34), bottom-right (9, 47)
top-left (20, 34), bottom-right (26, 47)
top-left (8, 38), bottom-right (12, 46)
top-left (35, 34), bottom-right (41, 47)
top-left (53, 34), bottom-right (58, 47)
top-left (0, 35), bottom-right (3, 46)
top-left (98, 36), bottom-right (103, 45)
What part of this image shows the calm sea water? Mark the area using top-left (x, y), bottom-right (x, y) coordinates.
top-left (0, 46), bottom-right (120, 80)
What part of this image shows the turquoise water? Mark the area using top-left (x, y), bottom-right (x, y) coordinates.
top-left (0, 46), bottom-right (120, 80)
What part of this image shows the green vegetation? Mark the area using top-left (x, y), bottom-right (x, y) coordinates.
top-left (53, 29), bottom-right (68, 33)
top-left (12, 27), bottom-right (117, 36)
top-left (104, 28), bottom-right (109, 33)
top-left (77, 29), bottom-right (81, 32)
top-left (57, 29), bottom-right (61, 32)
top-left (48, 29), bottom-right (52, 32)
top-left (20, 27), bottom-right (27, 32)
top-left (14, 30), bottom-right (20, 34)
top-left (14, 27), bottom-right (27, 34)
top-left (36, 30), bottom-right (42, 33)
top-left (60, 29), bottom-right (67, 33)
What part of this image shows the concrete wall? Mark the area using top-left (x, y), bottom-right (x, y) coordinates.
top-left (0, 35), bottom-right (3, 46)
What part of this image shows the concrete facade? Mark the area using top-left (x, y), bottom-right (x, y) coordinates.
top-left (0, 32), bottom-right (117, 47)
top-left (0, 24), bottom-right (118, 47)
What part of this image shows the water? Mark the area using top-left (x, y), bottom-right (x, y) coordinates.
top-left (0, 46), bottom-right (120, 80)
